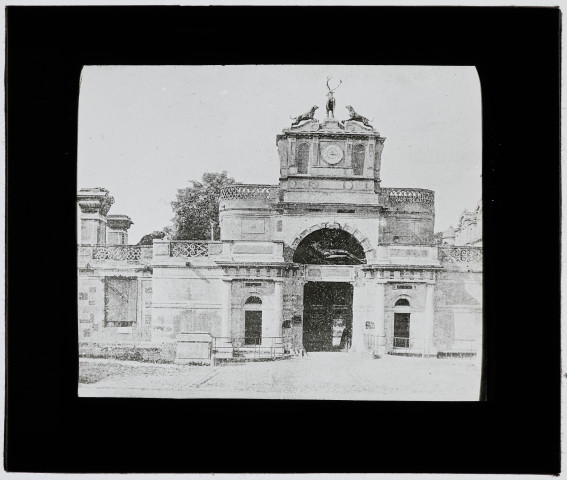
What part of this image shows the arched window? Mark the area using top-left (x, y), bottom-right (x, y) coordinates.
top-left (395, 298), bottom-right (410, 307)
top-left (353, 144), bottom-right (365, 175)
top-left (245, 296), bottom-right (262, 305)
top-left (297, 143), bottom-right (309, 174)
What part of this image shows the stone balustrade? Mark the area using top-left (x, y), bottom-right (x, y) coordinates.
top-left (219, 184), bottom-right (278, 201)
top-left (438, 246), bottom-right (483, 263)
top-left (169, 241), bottom-right (222, 258)
top-left (91, 245), bottom-right (152, 261)
top-left (381, 188), bottom-right (435, 205)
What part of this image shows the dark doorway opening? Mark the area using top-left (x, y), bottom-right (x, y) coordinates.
top-left (394, 312), bottom-right (410, 347)
top-left (245, 310), bottom-right (262, 345)
top-left (303, 282), bottom-right (353, 352)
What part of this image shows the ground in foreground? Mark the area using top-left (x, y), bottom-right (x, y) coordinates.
top-left (79, 352), bottom-right (481, 401)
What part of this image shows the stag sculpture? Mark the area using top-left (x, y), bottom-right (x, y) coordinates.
top-left (325, 77), bottom-right (342, 118)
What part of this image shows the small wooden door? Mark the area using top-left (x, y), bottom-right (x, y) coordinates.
top-left (244, 311), bottom-right (262, 345)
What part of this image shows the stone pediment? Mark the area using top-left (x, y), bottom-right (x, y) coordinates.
top-left (344, 120), bottom-right (377, 134)
top-left (319, 117), bottom-right (345, 132)
top-left (287, 119), bottom-right (320, 132)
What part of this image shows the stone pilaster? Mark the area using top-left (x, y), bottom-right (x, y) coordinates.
top-left (77, 188), bottom-right (114, 245)
top-left (273, 280), bottom-right (284, 338)
top-left (374, 137), bottom-right (385, 192)
top-left (221, 279), bottom-right (232, 339)
top-left (345, 139), bottom-right (353, 168)
top-left (312, 137), bottom-right (320, 166)
top-left (351, 279), bottom-right (371, 353)
top-left (366, 139), bottom-right (375, 174)
top-left (375, 281), bottom-right (387, 357)
top-left (424, 282), bottom-right (437, 356)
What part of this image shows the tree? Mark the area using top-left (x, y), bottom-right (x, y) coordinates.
top-left (171, 171), bottom-right (236, 240)
top-left (136, 227), bottom-right (172, 245)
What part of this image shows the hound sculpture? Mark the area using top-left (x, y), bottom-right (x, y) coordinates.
top-left (344, 105), bottom-right (374, 129)
top-left (290, 105), bottom-right (319, 127)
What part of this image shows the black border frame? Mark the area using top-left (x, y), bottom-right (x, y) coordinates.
top-left (5, 6), bottom-right (561, 474)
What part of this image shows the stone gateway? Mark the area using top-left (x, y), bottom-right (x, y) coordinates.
top-left (78, 98), bottom-right (482, 364)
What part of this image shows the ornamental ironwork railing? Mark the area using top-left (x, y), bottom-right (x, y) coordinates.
top-left (220, 184), bottom-right (278, 201)
top-left (210, 336), bottom-right (286, 364)
top-left (438, 246), bottom-right (483, 263)
top-left (382, 188), bottom-right (434, 205)
top-left (170, 241), bottom-right (209, 258)
top-left (92, 245), bottom-right (142, 261)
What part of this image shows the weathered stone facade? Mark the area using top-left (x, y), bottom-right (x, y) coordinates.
top-left (78, 114), bottom-right (482, 363)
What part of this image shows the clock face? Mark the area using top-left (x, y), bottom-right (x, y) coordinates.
top-left (322, 144), bottom-right (344, 165)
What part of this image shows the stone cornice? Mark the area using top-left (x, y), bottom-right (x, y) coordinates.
top-left (277, 132), bottom-right (385, 143)
top-left (77, 187), bottom-right (114, 216)
top-left (361, 264), bottom-right (443, 270)
top-left (107, 215), bottom-right (134, 231)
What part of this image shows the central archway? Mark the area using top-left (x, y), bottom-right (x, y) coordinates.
top-left (292, 228), bottom-right (366, 265)
top-left (292, 228), bottom-right (365, 352)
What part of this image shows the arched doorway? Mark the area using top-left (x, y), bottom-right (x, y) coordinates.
top-left (244, 296), bottom-right (262, 345)
top-left (294, 228), bottom-right (365, 352)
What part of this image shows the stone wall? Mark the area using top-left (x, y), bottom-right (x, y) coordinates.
top-left (384, 283), bottom-right (427, 340)
top-left (230, 280), bottom-right (279, 339)
top-left (434, 270), bottom-right (482, 351)
top-left (77, 273), bottom-right (153, 344)
top-left (151, 267), bottom-right (223, 341)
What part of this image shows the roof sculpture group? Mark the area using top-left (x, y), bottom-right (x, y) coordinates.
top-left (290, 77), bottom-right (374, 129)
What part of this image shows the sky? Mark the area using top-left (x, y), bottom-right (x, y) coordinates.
top-left (78, 65), bottom-right (482, 244)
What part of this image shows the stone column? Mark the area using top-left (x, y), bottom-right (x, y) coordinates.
top-left (274, 281), bottom-right (284, 338)
top-left (375, 281), bottom-right (387, 357)
top-left (221, 279), bottom-right (232, 340)
top-left (424, 282), bottom-right (437, 356)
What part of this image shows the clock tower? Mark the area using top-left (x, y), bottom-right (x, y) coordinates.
top-left (276, 111), bottom-right (386, 206)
